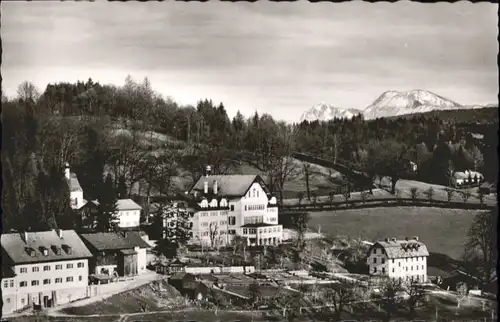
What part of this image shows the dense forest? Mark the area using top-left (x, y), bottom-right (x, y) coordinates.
top-left (2, 76), bottom-right (497, 232)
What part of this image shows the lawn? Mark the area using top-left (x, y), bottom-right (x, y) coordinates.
top-left (307, 207), bottom-right (488, 259)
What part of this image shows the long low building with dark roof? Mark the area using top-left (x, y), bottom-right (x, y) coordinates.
top-left (367, 236), bottom-right (430, 283)
top-left (79, 231), bottom-right (151, 281)
top-left (1, 229), bottom-right (93, 314)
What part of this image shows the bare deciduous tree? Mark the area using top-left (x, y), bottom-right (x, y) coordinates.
top-left (208, 222), bottom-right (219, 248)
top-left (460, 190), bottom-right (471, 203)
top-left (462, 209), bottom-right (497, 287)
top-left (444, 188), bottom-right (455, 202)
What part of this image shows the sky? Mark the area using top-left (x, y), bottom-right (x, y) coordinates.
top-left (2, 2), bottom-right (498, 122)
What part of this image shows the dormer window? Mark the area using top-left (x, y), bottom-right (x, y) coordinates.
top-left (51, 245), bottom-right (62, 255)
top-left (62, 244), bottom-right (72, 255)
top-left (25, 247), bottom-right (36, 257)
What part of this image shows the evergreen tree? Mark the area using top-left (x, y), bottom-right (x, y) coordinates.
top-left (117, 175), bottom-right (128, 199)
top-left (153, 202), bottom-right (193, 259)
top-left (95, 174), bottom-right (119, 232)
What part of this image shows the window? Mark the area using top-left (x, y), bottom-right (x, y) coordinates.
top-left (77, 262), bottom-right (84, 268)
top-left (10, 281), bottom-right (13, 288)
top-left (66, 277), bottom-right (73, 282)
top-left (228, 229), bottom-right (236, 235)
top-left (373, 249), bottom-right (377, 254)
top-left (398, 262), bottom-right (401, 267)
top-left (67, 264), bottom-right (73, 269)
top-left (243, 229), bottom-right (248, 234)
top-left (32, 267), bottom-right (39, 272)
top-left (228, 216), bottom-right (236, 225)
top-left (382, 268), bottom-right (385, 274)
top-left (55, 278), bottom-right (62, 284)
top-left (20, 267), bottom-right (27, 273)
top-left (3, 281), bottom-right (8, 288)
top-left (373, 258), bottom-right (377, 264)
top-left (6, 298), bottom-right (10, 304)
top-left (56, 264), bottom-right (63, 270)
top-left (392, 259), bottom-right (395, 263)
top-left (373, 267), bottom-right (377, 273)
top-left (20, 281), bottom-right (27, 287)
top-left (244, 205), bottom-right (247, 211)
top-left (21, 298), bottom-right (25, 305)
top-left (43, 265), bottom-right (51, 271)
top-left (381, 258), bottom-right (385, 264)
top-left (31, 280), bottom-right (39, 286)
top-left (230, 205), bottom-right (235, 211)
top-left (392, 268), bottom-right (395, 273)
top-left (421, 265), bottom-right (424, 269)
top-left (78, 276), bottom-right (83, 281)
top-left (43, 279), bottom-right (51, 285)
top-left (257, 190), bottom-right (259, 198)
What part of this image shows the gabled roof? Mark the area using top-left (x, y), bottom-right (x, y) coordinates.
top-left (117, 199), bottom-right (142, 211)
top-left (79, 231), bottom-right (150, 252)
top-left (189, 175), bottom-right (269, 198)
top-left (67, 173), bottom-right (83, 192)
top-left (1, 230), bottom-right (93, 265)
top-left (370, 238), bottom-right (429, 259)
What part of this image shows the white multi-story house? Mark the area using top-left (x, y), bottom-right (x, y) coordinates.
top-left (184, 167), bottom-right (283, 247)
top-left (367, 236), bottom-right (429, 283)
top-left (80, 198), bottom-right (142, 229)
top-left (115, 199), bottom-right (142, 228)
top-left (1, 229), bottom-right (93, 314)
top-left (65, 163), bottom-right (86, 210)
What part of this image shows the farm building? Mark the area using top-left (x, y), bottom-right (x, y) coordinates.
top-left (79, 231), bottom-right (151, 283)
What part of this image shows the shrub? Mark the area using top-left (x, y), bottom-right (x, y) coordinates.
top-left (360, 191), bottom-right (370, 204)
top-left (444, 188), bottom-right (454, 202)
top-left (460, 190), bottom-right (471, 203)
top-left (423, 187), bottom-right (434, 202)
top-left (311, 192), bottom-right (318, 206)
top-left (410, 187), bottom-right (419, 202)
top-left (328, 191), bottom-right (335, 204)
top-left (297, 192), bottom-right (304, 206)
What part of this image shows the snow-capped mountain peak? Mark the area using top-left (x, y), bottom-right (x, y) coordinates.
top-left (300, 102), bottom-right (362, 122)
top-left (363, 89), bottom-right (463, 119)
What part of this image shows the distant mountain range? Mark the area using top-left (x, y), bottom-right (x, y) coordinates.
top-left (299, 90), bottom-right (497, 122)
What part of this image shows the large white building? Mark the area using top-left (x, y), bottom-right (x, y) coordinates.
top-left (1, 229), bottom-right (93, 314)
top-left (183, 169), bottom-right (282, 247)
top-left (367, 237), bottom-right (429, 283)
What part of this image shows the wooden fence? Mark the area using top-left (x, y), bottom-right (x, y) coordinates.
top-left (280, 197), bottom-right (496, 212)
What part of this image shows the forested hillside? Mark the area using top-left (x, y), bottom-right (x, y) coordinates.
top-left (2, 76), bottom-right (497, 232)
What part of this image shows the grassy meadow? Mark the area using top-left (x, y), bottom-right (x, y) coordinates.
top-left (307, 207), bottom-right (487, 259)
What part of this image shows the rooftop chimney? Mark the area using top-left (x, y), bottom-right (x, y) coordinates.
top-left (64, 162), bottom-right (71, 180)
top-left (206, 165), bottom-right (212, 177)
top-left (213, 180), bottom-right (218, 195)
top-left (413, 236), bottom-right (419, 241)
top-left (391, 238), bottom-right (397, 242)
top-left (21, 231), bottom-right (28, 243)
top-left (384, 238), bottom-right (389, 242)
top-left (204, 181), bottom-right (209, 194)
top-left (405, 237), bottom-right (409, 241)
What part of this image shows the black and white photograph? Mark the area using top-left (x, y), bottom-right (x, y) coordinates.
top-left (1, 1), bottom-right (498, 321)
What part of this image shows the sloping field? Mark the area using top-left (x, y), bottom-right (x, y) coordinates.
top-left (307, 207), bottom-right (488, 259)
top-left (60, 279), bottom-right (185, 315)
